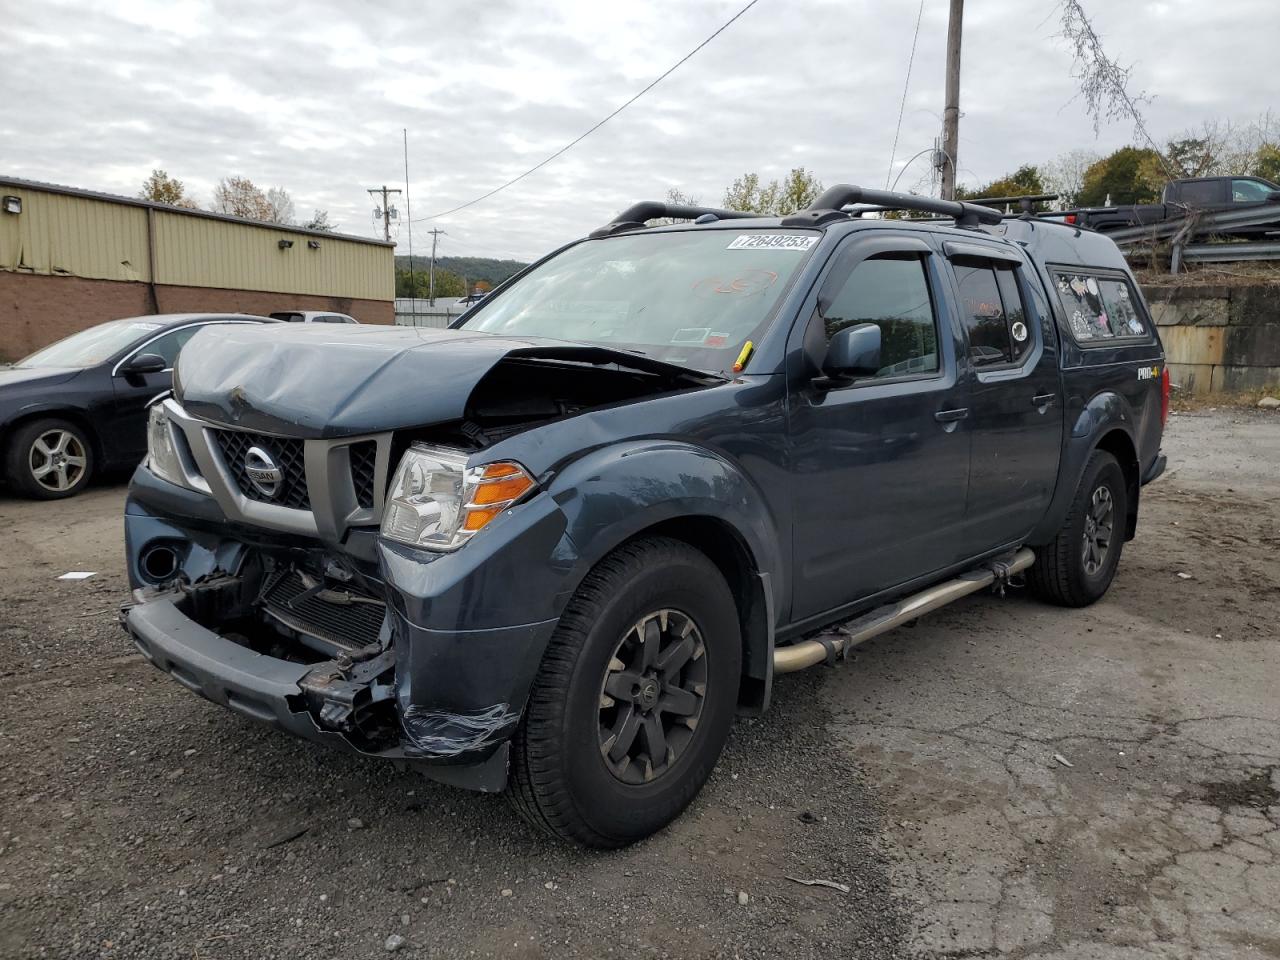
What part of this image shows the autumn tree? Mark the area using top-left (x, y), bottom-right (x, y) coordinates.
top-left (722, 167), bottom-right (823, 215)
top-left (139, 169), bottom-right (198, 209)
top-left (956, 165), bottom-right (1045, 202)
top-left (1077, 147), bottom-right (1162, 206)
top-left (211, 176), bottom-right (274, 220)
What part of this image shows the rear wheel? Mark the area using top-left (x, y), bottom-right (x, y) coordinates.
top-left (4, 418), bottom-right (95, 500)
top-left (509, 537), bottom-right (741, 847)
top-left (1027, 450), bottom-right (1127, 607)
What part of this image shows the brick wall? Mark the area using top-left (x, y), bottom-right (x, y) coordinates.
top-left (0, 272), bottom-right (393, 362)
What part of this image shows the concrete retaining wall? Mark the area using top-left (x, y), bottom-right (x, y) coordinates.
top-left (1142, 283), bottom-right (1280, 395)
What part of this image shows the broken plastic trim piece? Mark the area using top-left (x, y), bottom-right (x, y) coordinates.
top-left (400, 703), bottom-right (521, 758)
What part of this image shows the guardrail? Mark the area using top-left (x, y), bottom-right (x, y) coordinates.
top-left (1179, 240), bottom-right (1280, 264)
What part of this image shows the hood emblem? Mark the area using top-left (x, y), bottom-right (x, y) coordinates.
top-left (244, 445), bottom-right (284, 499)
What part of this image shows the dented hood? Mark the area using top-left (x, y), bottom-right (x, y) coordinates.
top-left (174, 323), bottom-right (713, 438)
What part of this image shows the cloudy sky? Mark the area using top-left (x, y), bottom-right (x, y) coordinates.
top-left (5, 0), bottom-right (1278, 261)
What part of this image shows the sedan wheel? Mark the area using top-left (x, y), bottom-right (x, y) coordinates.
top-left (4, 418), bottom-right (96, 500)
top-left (29, 429), bottom-right (89, 494)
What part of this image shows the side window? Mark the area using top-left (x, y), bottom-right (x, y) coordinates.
top-left (137, 325), bottom-right (203, 367)
top-left (953, 260), bottom-right (1031, 367)
top-left (1177, 180), bottom-right (1222, 205)
top-left (1052, 272), bottom-right (1148, 343)
top-left (1231, 178), bottom-right (1273, 203)
top-left (820, 254), bottom-right (939, 378)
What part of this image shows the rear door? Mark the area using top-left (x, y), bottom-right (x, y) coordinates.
top-left (942, 239), bottom-right (1063, 554)
top-left (786, 232), bottom-right (971, 622)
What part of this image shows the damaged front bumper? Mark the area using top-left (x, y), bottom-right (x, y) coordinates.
top-left (121, 586), bottom-right (554, 792)
top-left (122, 468), bottom-right (567, 793)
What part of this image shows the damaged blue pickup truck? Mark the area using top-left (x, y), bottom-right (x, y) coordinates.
top-left (121, 186), bottom-right (1167, 847)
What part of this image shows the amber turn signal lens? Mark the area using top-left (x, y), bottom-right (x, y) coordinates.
top-left (462, 507), bottom-right (504, 531)
top-left (481, 462), bottom-right (522, 479)
top-left (471, 474), bottom-right (534, 505)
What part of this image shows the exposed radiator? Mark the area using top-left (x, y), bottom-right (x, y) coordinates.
top-left (261, 569), bottom-right (386, 654)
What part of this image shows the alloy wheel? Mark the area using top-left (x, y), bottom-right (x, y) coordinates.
top-left (1081, 484), bottom-right (1114, 576)
top-left (29, 429), bottom-right (88, 493)
top-left (597, 609), bottom-right (707, 785)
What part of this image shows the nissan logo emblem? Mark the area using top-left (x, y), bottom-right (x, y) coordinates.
top-left (244, 445), bottom-right (284, 499)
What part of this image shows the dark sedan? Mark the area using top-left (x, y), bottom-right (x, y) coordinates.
top-left (1, 313), bottom-right (274, 499)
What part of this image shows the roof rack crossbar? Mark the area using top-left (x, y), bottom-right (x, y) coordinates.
top-left (786, 184), bottom-right (1003, 227)
top-left (589, 201), bottom-right (758, 238)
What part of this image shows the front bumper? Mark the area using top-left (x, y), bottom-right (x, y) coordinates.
top-left (122, 594), bottom-right (524, 791)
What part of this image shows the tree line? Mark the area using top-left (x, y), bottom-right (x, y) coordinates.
top-left (138, 169), bottom-right (335, 231)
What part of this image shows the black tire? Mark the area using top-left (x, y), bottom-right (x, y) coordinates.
top-left (1027, 450), bottom-right (1127, 607)
top-left (3, 418), bottom-right (95, 500)
top-left (510, 536), bottom-right (742, 848)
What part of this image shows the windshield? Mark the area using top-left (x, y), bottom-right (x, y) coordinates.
top-left (458, 229), bottom-right (819, 373)
top-left (17, 318), bottom-right (162, 368)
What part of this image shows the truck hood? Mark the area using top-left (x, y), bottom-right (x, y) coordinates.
top-left (174, 323), bottom-right (720, 439)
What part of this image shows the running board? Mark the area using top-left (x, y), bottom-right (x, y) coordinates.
top-left (773, 548), bottom-right (1035, 674)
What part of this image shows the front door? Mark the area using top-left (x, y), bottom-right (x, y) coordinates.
top-left (787, 234), bottom-right (971, 623)
top-left (943, 240), bottom-right (1063, 553)
top-left (105, 324), bottom-right (206, 459)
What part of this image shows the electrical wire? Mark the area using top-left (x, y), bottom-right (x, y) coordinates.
top-left (411, 0), bottom-right (764, 223)
top-left (885, 0), bottom-right (926, 190)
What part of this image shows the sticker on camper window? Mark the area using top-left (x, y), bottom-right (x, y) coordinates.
top-left (727, 234), bottom-right (818, 251)
top-left (670, 328), bottom-right (711, 345)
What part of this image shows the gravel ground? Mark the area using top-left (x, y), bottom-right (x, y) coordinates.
top-left (2, 408), bottom-right (1279, 959)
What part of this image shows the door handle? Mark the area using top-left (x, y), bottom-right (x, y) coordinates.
top-left (934, 408), bottom-right (969, 423)
top-left (1032, 393), bottom-right (1057, 408)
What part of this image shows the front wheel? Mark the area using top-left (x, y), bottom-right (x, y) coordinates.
top-left (1027, 450), bottom-right (1127, 607)
top-left (4, 418), bottom-right (95, 500)
top-left (509, 536), bottom-right (741, 847)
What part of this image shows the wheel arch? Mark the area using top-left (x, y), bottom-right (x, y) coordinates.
top-left (545, 440), bottom-right (785, 715)
top-left (1030, 391), bottom-right (1141, 546)
top-left (1094, 427), bottom-right (1140, 540)
top-left (1, 407), bottom-right (103, 473)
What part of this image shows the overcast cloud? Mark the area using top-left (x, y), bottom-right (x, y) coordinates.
top-left (4, 0), bottom-right (1278, 260)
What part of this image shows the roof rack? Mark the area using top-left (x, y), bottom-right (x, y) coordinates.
top-left (965, 193), bottom-right (1059, 216)
top-left (589, 201), bottom-right (758, 238)
top-left (781, 184), bottom-right (1003, 229)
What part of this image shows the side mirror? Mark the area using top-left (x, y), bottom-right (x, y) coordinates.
top-left (118, 353), bottom-right (167, 376)
top-left (822, 323), bottom-right (881, 379)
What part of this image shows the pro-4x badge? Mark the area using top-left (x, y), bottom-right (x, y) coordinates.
top-left (1137, 365), bottom-right (1161, 381)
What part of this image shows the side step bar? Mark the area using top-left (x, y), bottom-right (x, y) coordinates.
top-left (773, 548), bottom-right (1035, 674)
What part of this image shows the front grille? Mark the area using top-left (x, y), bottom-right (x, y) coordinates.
top-left (349, 440), bottom-right (378, 509)
top-left (261, 570), bottom-right (386, 653)
top-left (212, 430), bottom-right (310, 510)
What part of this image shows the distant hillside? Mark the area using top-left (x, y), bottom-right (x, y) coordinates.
top-left (395, 255), bottom-right (527, 287)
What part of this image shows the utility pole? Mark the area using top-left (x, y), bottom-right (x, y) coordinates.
top-left (366, 185), bottom-right (402, 242)
top-left (939, 0), bottom-right (963, 201)
top-left (426, 228), bottom-right (445, 305)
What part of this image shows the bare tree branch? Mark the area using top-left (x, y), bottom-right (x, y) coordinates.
top-left (1058, 0), bottom-right (1172, 179)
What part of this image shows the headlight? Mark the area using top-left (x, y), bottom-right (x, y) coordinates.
top-left (146, 404), bottom-right (188, 488)
top-left (380, 444), bottom-right (535, 551)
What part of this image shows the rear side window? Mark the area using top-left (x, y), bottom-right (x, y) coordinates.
top-left (1053, 272), bottom-right (1148, 343)
top-left (953, 261), bottom-right (1032, 367)
top-left (820, 254), bottom-right (939, 378)
top-left (270, 312), bottom-right (306, 323)
top-left (1176, 180), bottom-right (1222, 205)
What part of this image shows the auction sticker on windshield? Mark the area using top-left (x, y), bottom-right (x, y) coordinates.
top-left (727, 234), bottom-right (818, 251)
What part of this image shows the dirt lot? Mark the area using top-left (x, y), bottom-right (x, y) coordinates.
top-left (2, 409), bottom-right (1279, 960)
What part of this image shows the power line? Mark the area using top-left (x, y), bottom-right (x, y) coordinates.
top-left (411, 0), bottom-right (764, 223)
top-left (885, 0), bottom-right (926, 189)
